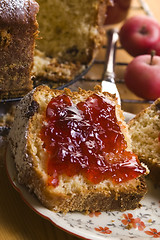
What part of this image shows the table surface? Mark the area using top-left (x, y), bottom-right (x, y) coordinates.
top-left (0, 0), bottom-right (159, 239)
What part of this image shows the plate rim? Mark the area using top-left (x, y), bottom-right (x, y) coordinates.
top-left (6, 111), bottom-right (157, 240)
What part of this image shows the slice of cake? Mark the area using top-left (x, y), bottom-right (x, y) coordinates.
top-left (128, 99), bottom-right (160, 186)
top-left (8, 85), bottom-right (148, 213)
top-left (0, 0), bottom-right (39, 98)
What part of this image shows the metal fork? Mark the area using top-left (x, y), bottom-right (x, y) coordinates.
top-left (101, 29), bottom-right (121, 105)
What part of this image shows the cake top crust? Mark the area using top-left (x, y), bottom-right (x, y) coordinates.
top-left (0, 0), bottom-right (39, 24)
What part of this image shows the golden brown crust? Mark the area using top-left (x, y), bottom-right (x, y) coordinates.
top-left (0, 0), bottom-right (39, 24)
top-left (8, 85), bottom-right (147, 212)
top-left (0, 0), bottom-right (39, 99)
top-left (34, 177), bottom-right (147, 213)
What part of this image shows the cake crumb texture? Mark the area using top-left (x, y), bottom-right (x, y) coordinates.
top-left (129, 98), bottom-right (160, 185)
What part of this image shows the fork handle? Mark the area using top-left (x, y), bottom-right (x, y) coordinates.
top-left (102, 29), bottom-right (119, 83)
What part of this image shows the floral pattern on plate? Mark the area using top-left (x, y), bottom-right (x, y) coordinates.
top-left (55, 179), bottom-right (160, 239)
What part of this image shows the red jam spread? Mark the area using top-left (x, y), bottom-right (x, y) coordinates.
top-left (40, 93), bottom-right (146, 187)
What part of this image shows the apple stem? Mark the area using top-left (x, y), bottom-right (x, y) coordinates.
top-left (150, 50), bottom-right (156, 65)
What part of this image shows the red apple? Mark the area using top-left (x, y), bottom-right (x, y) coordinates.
top-left (124, 53), bottom-right (160, 100)
top-left (119, 15), bottom-right (160, 57)
top-left (105, 0), bottom-right (131, 25)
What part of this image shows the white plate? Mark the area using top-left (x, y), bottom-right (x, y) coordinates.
top-left (6, 112), bottom-right (160, 240)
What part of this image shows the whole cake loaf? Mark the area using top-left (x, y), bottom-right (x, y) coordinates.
top-left (0, 0), bottom-right (39, 98)
top-left (8, 85), bottom-right (148, 212)
top-left (0, 0), bottom-right (112, 98)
